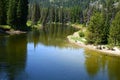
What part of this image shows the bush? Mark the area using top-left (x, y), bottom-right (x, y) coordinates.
top-left (79, 31), bottom-right (84, 37)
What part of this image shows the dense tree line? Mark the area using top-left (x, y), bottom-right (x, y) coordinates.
top-left (87, 0), bottom-right (120, 46)
top-left (28, 0), bottom-right (120, 45)
top-left (0, 0), bottom-right (8, 25)
top-left (0, 0), bottom-right (120, 46)
top-left (28, 0), bottom-right (119, 25)
top-left (0, 0), bottom-right (28, 30)
top-left (109, 11), bottom-right (120, 46)
top-left (28, 0), bottom-right (90, 25)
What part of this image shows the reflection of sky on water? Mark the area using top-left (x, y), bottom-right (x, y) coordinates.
top-left (0, 24), bottom-right (120, 80)
top-left (26, 43), bottom-right (88, 80)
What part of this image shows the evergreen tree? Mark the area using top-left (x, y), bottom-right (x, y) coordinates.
top-left (31, 3), bottom-right (40, 24)
top-left (102, 0), bottom-right (115, 44)
top-left (0, 0), bottom-right (8, 25)
top-left (109, 11), bottom-right (120, 46)
top-left (49, 7), bottom-right (55, 22)
top-left (16, 0), bottom-right (28, 30)
top-left (7, 0), bottom-right (28, 30)
top-left (7, 0), bottom-right (18, 28)
top-left (87, 12), bottom-right (105, 45)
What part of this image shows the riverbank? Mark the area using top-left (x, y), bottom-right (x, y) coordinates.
top-left (0, 29), bottom-right (26, 35)
top-left (0, 25), bottom-right (28, 35)
top-left (67, 30), bottom-right (120, 56)
top-left (0, 28), bottom-right (26, 35)
top-left (6, 30), bottom-right (26, 35)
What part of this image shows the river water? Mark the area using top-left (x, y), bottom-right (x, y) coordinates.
top-left (0, 24), bottom-right (120, 80)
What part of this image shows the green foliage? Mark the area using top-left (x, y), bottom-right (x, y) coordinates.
top-left (28, 0), bottom-right (90, 24)
top-left (0, 0), bottom-right (8, 24)
top-left (16, 0), bottom-right (28, 30)
top-left (0, 25), bottom-right (11, 29)
top-left (87, 12), bottom-right (105, 45)
top-left (0, 0), bottom-right (119, 34)
top-left (79, 31), bottom-right (85, 37)
top-left (71, 37), bottom-right (86, 43)
top-left (28, 0), bottom-right (120, 46)
top-left (70, 6), bottom-right (83, 23)
top-left (31, 3), bottom-right (41, 24)
top-left (27, 21), bottom-right (32, 26)
top-left (7, 0), bottom-right (28, 30)
top-left (28, 0), bottom-right (119, 28)
top-left (7, 0), bottom-right (17, 28)
top-left (109, 11), bottom-right (120, 46)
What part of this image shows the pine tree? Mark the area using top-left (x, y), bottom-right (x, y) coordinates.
top-left (31, 3), bottom-right (40, 24)
top-left (86, 12), bottom-right (105, 45)
top-left (7, 0), bottom-right (28, 30)
top-left (16, 0), bottom-right (28, 30)
top-left (7, 0), bottom-right (18, 29)
top-left (102, 0), bottom-right (115, 44)
top-left (0, 0), bottom-right (8, 25)
top-left (109, 11), bottom-right (120, 46)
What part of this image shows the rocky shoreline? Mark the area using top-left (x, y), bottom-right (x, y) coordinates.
top-left (67, 31), bottom-right (120, 56)
top-left (0, 28), bottom-right (26, 35)
top-left (5, 30), bottom-right (26, 35)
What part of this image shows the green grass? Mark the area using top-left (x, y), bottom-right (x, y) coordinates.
top-left (0, 25), bottom-right (11, 29)
top-left (71, 23), bottom-right (84, 28)
top-left (71, 36), bottom-right (86, 43)
top-left (32, 24), bottom-right (42, 29)
top-left (26, 20), bottom-right (42, 30)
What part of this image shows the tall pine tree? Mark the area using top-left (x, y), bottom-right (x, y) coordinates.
top-left (7, 0), bottom-right (28, 30)
top-left (31, 3), bottom-right (40, 24)
top-left (7, 0), bottom-right (18, 29)
top-left (0, 0), bottom-right (8, 25)
top-left (109, 11), bottom-right (120, 46)
top-left (86, 12), bottom-right (105, 45)
top-left (16, 0), bottom-right (28, 30)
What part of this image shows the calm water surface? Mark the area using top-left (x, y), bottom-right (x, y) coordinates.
top-left (0, 24), bottom-right (120, 80)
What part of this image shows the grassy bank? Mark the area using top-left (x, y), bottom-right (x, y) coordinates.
top-left (0, 25), bottom-right (27, 35)
top-left (67, 24), bottom-right (120, 56)
top-left (0, 25), bottom-right (11, 29)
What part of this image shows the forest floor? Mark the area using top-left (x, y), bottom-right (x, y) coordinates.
top-left (68, 24), bottom-right (120, 56)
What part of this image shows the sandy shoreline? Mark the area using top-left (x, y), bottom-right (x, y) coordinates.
top-left (0, 29), bottom-right (26, 35)
top-left (6, 30), bottom-right (26, 35)
top-left (67, 32), bottom-right (120, 57)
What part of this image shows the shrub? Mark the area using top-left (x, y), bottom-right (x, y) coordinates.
top-left (79, 31), bottom-right (84, 37)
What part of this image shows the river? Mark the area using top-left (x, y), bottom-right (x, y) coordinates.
top-left (0, 24), bottom-right (120, 80)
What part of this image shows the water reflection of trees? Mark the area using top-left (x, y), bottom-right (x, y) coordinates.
top-left (0, 34), bottom-right (27, 80)
top-left (107, 57), bottom-right (120, 80)
top-left (85, 51), bottom-right (100, 76)
top-left (27, 24), bottom-right (78, 48)
top-left (84, 49), bottom-right (120, 80)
